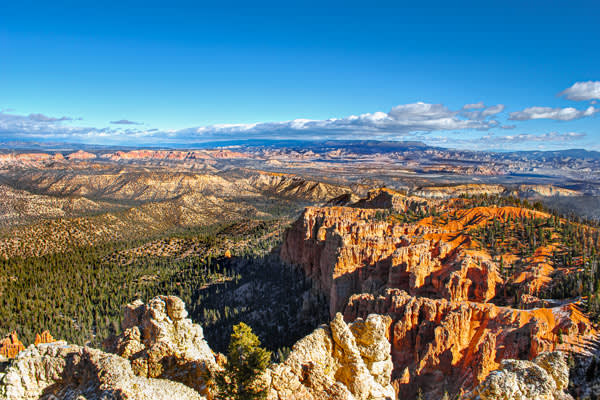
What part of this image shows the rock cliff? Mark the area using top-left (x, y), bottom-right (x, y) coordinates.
top-left (0, 342), bottom-right (206, 400)
top-left (105, 295), bottom-right (217, 396)
top-left (280, 204), bottom-right (501, 316)
top-left (462, 352), bottom-right (573, 400)
top-left (280, 191), bottom-right (597, 398)
top-left (344, 289), bottom-right (589, 398)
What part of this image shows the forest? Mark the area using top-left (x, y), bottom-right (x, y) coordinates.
top-left (0, 218), bottom-right (325, 359)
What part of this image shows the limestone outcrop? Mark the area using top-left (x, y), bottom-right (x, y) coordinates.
top-left (462, 352), bottom-right (573, 400)
top-left (0, 342), bottom-right (206, 400)
top-left (105, 295), bottom-right (217, 395)
top-left (265, 313), bottom-right (395, 400)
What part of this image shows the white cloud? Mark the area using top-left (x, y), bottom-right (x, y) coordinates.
top-left (484, 131), bottom-right (586, 143)
top-left (509, 106), bottom-right (598, 121)
top-left (141, 102), bottom-right (501, 142)
top-left (0, 103), bottom-right (502, 143)
top-left (462, 102), bottom-right (485, 109)
top-left (559, 81), bottom-right (600, 101)
top-left (460, 104), bottom-right (505, 120)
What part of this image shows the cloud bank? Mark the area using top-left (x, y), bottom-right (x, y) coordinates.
top-left (0, 102), bottom-right (503, 143)
top-left (559, 81), bottom-right (600, 101)
top-left (0, 95), bottom-right (596, 151)
top-left (110, 119), bottom-right (143, 125)
top-left (509, 106), bottom-right (597, 121)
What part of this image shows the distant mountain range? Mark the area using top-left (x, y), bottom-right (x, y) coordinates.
top-left (2, 138), bottom-right (600, 160)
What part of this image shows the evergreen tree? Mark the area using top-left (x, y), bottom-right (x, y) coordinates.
top-left (213, 322), bottom-right (271, 400)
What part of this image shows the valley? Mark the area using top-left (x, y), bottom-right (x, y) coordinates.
top-left (0, 143), bottom-right (599, 399)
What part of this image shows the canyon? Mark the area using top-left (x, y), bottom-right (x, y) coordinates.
top-left (0, 144), bottom-right (599, 399)
top-left (280, 188), bottom-right (598, 398)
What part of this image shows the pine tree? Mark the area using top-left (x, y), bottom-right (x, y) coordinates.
top-left (213, 322), bottom-right (271, 400)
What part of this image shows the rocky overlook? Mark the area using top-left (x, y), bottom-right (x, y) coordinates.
top-left (0, 296), bottom-right (397, 400)
top-left (281, 189), bottom-right (599, 399)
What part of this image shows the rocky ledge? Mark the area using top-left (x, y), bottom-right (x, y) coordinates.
top-left (0, 296), bottom-right (397, 400)
top-left (463, 352), bottom-right (573, 400)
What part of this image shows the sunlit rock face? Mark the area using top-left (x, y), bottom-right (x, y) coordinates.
top-left (462, 352), bottom-right (573, 400)
top-left (281, 191), bottom-right (595, 399)
top-left (0, 342), bottom-right (206, 400)
top-left (106, 295), bottom-right (217, 396)
top-left (265, 313), bottom-right (395, 400)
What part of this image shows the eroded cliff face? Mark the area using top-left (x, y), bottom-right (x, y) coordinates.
top-left (280, 190), bottom-right (597, 399)
top-left (280, 204), bottom-right (501, 316)
top-left (345, 289), bottom-right (590, 398)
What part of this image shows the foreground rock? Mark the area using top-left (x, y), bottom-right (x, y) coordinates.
top-left (105, 295), bottom-right (217, 396)
top-left (462, 352), bottom-right (573, 400)
top-left (0, 342), bottom-right (205, 400)
top-left (0, 296), bottom-right (396, 400)
top-left (265, 313), bottom-right (395, 400)
top-left (110, 296), bottom-right (395, 399)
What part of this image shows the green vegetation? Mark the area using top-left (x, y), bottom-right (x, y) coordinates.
top-left (212, 322), bottom-right (271, 400)
top-left (0, 233), bottom-right (231, 346)
top-left (469, 205), bottom-right (600, 320)
top-left (0, 218), bottom-right (326, 355)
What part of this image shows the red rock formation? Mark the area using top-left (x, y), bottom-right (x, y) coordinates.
top-left (0, 331), bottom-right (25, 358)
top-left (344, 289), bottom-right (591, 398)
top-left (34, 330), bottom-right (54, 346)
top-left (66, 150), bottom-right (97, 160)
top-left (280, 205), bottom-right (501, 315)
top-left (281, 195), bottom-right (597, 398)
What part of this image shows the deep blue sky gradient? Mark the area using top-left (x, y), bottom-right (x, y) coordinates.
top-left (1, 1), bottom-right (599, 149)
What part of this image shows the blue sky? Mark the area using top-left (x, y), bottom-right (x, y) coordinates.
top-left (1, 0), bottom-right (599, 150)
